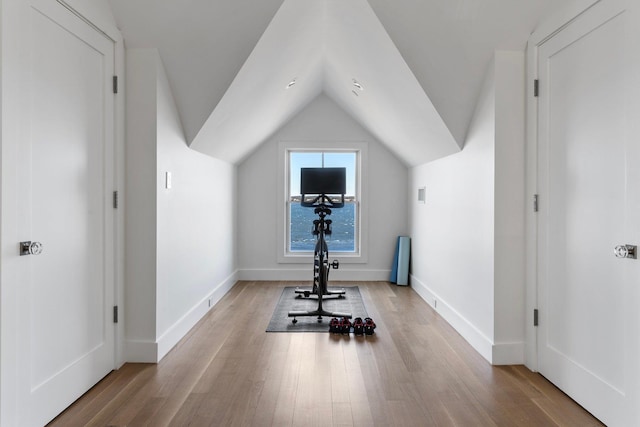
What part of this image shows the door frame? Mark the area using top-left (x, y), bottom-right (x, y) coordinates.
top-left (0, 1), bottom-right (125, 424)
top-left (524, 0), bottom-right (602, 372)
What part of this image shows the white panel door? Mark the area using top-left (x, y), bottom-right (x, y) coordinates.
top-left (537, 1), bottom-right (640, 426)
top-left (16, 1), bottom-right (116, 425)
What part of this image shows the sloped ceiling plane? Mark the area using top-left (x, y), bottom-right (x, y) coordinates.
top-left (109, 0), bottom-right (567, 166)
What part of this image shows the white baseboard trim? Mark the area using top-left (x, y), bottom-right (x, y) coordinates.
top-left (156, 270), bottom-right (239, 361)
top-left (125, 339), bottom-right (158, 363)
top-left (238, 268), bottom-right (390, 282)
top-left (126, 271), bottom-right (239, 363)
top-left (492, 341), bottom-right (525, 365)
top-left (410, 274), bottom-right (494, 364)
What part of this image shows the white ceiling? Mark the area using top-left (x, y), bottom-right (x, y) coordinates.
top-left (108, 0), bottom-right (567, 166)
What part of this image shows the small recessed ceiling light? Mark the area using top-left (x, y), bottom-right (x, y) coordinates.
top-left (352, 79), bottom-right (364, 91)
top-left (286, 78), bottom-right (297, 89)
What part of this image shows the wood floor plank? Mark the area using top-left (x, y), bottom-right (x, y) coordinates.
top-left (48, 281), bottom-right (604, 427)
top-left (47, 363), bottom-right (154, 427)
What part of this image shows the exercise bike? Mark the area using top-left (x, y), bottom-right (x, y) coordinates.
top-left (293, 198), bottom-right (346, 300)
top-left (288, 168), bottom-right (352, 324)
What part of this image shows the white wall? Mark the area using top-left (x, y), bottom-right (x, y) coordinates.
top-left (493, 51), bottom-right (526, 363)
top-left (409, 60), bottom-right (496, 361)
top-left (155, 52), bottom-right (237, 358)
top-left (237, 94), bottom-right (408, 280)
top-left (409, 52), bottom-right (526, 364)
top-left (125, 49), bottom-right (237, 362)
top-left (125, 49), bottom-right (158, 358)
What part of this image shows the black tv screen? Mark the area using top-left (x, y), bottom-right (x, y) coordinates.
top-left (300, 167), bottom-right (346, 195)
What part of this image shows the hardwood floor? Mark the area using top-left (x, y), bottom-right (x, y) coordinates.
top-left (49, 281), bottom-right (603, 426)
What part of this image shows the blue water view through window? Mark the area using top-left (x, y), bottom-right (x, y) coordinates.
top-left (288, 151), bottom-right (357, 252)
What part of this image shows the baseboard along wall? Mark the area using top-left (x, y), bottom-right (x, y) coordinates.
top-left (410, 274), bottom-right (524, 365)
top-left (125, 271), bottom-right (239, 363)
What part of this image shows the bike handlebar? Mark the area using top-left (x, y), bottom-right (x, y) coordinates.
top-left (300, 193), bottom-right (345, 208)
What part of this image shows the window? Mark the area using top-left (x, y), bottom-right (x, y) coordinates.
top-left (277, 142), bottom-right (367, 263)
top-left (288, 151), bottom-right (357, 252)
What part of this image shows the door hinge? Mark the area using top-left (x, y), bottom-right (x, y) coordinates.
top-left (533, 194), bottom-right (539, 212)
top-left (113, 75), bottom-right (118, 94)
top-left (533, 79), bottom-right (539, 97)
top-left (113, 191), bottom-right (119, 209)
top-left (113, 305), bottom-right (119, 323)
top-left (533, 309), bottom-right (539, 326)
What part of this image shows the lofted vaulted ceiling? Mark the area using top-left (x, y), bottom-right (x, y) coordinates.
top-left (108, 0), bottom-right (567, 166)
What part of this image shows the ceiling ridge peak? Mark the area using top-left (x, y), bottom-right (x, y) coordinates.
top-left (319, 0), bottom-right (331, 91)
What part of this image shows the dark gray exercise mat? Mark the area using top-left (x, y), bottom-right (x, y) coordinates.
top-left (266, 286), bottom-right (368, 332)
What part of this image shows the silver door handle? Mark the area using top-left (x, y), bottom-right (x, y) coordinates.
top-left (614, 244), bottom-right (636, 259)
top-left (20, 241), bottom-right (43, 256)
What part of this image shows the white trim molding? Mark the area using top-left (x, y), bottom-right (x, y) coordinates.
top-left (238, 268), bottom-right (390, 282)
top-left (277, 141), bottom-right (369, 264)
top-left (411, 274), bottom-right (496, 364)
top-left (126, 271), bottom-right (239, 363)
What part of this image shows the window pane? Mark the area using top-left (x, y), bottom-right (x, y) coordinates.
top-left (324, 202), bottom-right (356, 251)
top-left (323, 152), bottom-right (356, 196)
top-left (289, 152), bottom-right (321, 197)
top-left (288, 150), bottom-right (357, 253)
top-left (289, 202), bottom-right (319, 251)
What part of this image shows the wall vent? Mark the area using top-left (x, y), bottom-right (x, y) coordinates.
top-left (417, 187), bottom-right (426, 203)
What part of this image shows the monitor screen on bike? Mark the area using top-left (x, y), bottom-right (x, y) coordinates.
top-left (300, 167), bottom-right (346, 196)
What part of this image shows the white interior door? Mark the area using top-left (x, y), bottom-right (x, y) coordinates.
top-left (536, 1), bottom-right (640, 426)
top-left (15, 1), bottom-right (116, 425)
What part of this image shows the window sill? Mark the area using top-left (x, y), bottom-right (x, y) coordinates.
top-left (278, 252), bottom-right (368, 264)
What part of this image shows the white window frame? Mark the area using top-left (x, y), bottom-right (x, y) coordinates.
top-left (277, 141), bottom-right (368, 264)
